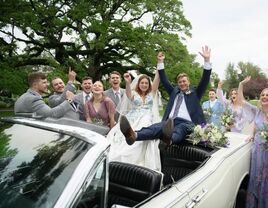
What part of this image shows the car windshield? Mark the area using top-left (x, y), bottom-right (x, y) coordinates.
top-left (0, 122), bottom-right (92, 208)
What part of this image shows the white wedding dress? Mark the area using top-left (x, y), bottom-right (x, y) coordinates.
top-left (106, 91), bottom-right (161, 171)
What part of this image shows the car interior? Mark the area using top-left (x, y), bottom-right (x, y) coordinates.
top-left (106, 141), bottom-right (215, 208)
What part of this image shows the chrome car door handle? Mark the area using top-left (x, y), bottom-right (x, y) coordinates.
top-left (185, 188), bottom-right (208, 208)
top-left (193, 188), bottom-right (208, 203)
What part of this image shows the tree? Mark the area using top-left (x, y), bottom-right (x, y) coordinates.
top-left (223, 61), bottom-right (267, 98)
top-left (0, 0), bottom-right (195, 86)
top-left (223, 63), bottom-right (239, 90)
top-left (243, 77), bottom-right (268, 100)
top-left (237, 61), bottom-right (266, 79)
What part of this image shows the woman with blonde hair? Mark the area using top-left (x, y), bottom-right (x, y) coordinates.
top-left (217, 81), bottom-right (250, 132)
top-left (84, 81), bottom-right (116, 129)
top-left (237, 77), bottom-right (268, 208)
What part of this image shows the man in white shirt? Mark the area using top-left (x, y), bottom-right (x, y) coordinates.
top-left (104, 71), bottom-right (125, 107)
top-left (120, 46), bottom-right (212, 146)
top-left (74, 76), bottom-right (93, 120)
top-left (104, 71), bottom-right (125, 121)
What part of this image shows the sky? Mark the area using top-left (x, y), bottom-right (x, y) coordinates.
top-left (182, 0), bottom-right (268, 78)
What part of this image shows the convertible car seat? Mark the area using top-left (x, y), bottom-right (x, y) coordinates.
top-left (160, 142), bottom-right (211, 186)
top-left (108, 161), bottom-right (163, 208)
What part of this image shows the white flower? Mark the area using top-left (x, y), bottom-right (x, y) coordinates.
top-left (188, 123), bottom-right (228, 147)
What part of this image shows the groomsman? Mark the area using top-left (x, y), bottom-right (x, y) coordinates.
top-left (104, 71), bottom-right (125, 121)
top-left (48, 69), bottom-right (79, 120)
top-left (120, 46), bottom-right (212, 146)
top-left (15, 72), bottom-right (76, 118)
top-left (202, 88), bottom-right (224, 127)
top-left (104, 71), bottom-right (125, 107)
top-left (74, 76), bottom-right (93, 120)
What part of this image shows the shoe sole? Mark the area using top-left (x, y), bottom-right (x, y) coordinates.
top-left (162, 118), bottom-right (173, 145)
top-left (120, 116), bottom-right (135, 145)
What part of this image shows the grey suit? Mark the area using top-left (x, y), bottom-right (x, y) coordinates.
top-left (104, 88), bottom-right (125, 107)
top-left (104, 88), bottom-right (125, 122)
top-left (14, 89), bottom-right (74, 118)
top-left (74, 92), bottom-right (92, 121)
top-left (48, 82), bottom-right (79, 120)
top-left (48, 82), bottom-right (76, 107)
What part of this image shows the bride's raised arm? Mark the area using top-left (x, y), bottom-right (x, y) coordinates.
top-left (152, 52), bottom-right (164, 96)
top-left (123, 72), bottom-right (133, 100)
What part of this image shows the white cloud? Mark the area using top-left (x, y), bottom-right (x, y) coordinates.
top-left (182, 0), bottom-right (268, 78)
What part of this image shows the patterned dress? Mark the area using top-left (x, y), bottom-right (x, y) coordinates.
top-left (246, 109), bottom-right (268, 208)
top-left (217, 89), bottom-right (250, 132)
top-left (107, 91), bottom-right (161, 171)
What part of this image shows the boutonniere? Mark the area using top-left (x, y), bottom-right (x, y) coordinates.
top-left (185, 90), bottom-right (192, 95)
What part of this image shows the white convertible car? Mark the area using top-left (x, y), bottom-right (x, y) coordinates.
top-left (0, 116), bottom-right (251, 208)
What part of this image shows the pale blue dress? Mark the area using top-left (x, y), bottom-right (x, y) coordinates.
top-left (107, 91), bottom-right (161, 171)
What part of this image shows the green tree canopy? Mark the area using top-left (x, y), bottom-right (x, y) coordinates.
top-left (0, 0), bottom-right (197, 83)
top-left (222, 61), bottom-right (267, 100)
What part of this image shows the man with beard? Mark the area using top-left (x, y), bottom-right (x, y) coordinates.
top-left (48, 69), bottom-right (79, 120)
top-left (15, 72), bottom-right (76, 118)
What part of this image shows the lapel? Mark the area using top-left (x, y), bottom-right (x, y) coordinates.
top-left (109, 88), bottom-right (117, 103)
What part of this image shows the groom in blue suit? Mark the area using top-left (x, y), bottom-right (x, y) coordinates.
top-left (120, 46), bottom-right (212, 145)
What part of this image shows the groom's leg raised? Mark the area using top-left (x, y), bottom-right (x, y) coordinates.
top-left (162, 118), bottom-right (173, 146)
top-left (120, 115), bottom-right (136, 145)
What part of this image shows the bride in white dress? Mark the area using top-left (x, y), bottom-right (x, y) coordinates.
top-left (107, 53), bottom-right (164, 171)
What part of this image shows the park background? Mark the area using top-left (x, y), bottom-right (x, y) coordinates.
top-left (0, 0), bottom-right (267, 115)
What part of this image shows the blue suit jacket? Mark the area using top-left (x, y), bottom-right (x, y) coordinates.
top-left (159, 68), bottom-right (211, 125)
top-left (202, 99), bottom-right (224, 127)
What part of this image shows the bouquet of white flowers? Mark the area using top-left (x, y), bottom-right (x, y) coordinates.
top-left (259, 124), bottom-right (268, 150)
top-left (188, 124), bottom-right (229, 147)
top-left (220, 107), bottom-right (236, 130)
top-left (203, 107), bottom-right (213, 121)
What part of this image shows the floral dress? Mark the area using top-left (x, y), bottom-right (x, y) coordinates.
top-left (217, 88), bottom-right (251, 132)
top-left (246, 109), bottom-right (268, 208)
top-left (106, 91), bottom-right (161, 171)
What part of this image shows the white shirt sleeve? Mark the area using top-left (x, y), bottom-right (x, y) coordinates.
top-left (204, 62), bottom-right (212, 70)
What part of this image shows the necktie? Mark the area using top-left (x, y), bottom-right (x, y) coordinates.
top-left (115, 92), bottom-right (120, 105)
top-left (85, 94), bottom-right (90, 102)
top-left (172, 92), bottom-right (184, 119)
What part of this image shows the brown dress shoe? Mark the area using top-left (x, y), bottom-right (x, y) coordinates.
top-left (120, 115), bottom-right (136, 145)
top-left (162, 118), bottom-right (173, 146)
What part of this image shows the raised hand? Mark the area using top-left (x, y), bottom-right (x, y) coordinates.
top-left (68, 67), bottom-right (76, 82)
top-left (218, 80), bottom-right (224, 89)
top-left (123, 73), bottom-right (132, 83)
top-left (241, 76), bottom-right (251, 85)
top-left (157, 52), bottom-right (165, 63)
top-left (199, 45), bottom-right (211, 62)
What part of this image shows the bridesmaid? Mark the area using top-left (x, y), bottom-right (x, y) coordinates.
top-left (84, 81), bottom-right (116, 129)
top-left (237, 77), bottom-right (268, 208)
top-left (217, 81), bottom-right (250, 132)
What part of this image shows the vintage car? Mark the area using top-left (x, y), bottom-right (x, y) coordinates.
top-left (0, 116), bottom-right (251, 208)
